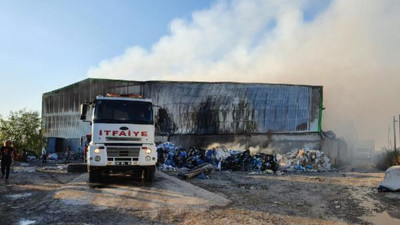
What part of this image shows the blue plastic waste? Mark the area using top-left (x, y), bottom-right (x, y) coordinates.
top-left (157, 143), bottom-right (278, 173)
top-left (197, 173), bottom-right (209, 179)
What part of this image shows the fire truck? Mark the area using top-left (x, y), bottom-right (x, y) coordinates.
top-left (80, 94), bottom-right (157, 182)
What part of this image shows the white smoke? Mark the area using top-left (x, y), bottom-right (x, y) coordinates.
top-left (88, 0), bottom-right (400, 149)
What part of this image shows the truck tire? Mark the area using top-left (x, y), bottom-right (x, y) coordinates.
top-left (88, 166), bottom-right (101, 183)
top-left (132, 167), bottom-right (143, 182)
top-left (144, 166), bottom-right (155, 182)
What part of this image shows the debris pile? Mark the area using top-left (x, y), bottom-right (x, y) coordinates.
top-left (157, 142), bottom-right (206, 170)
top-left (177, 163), bottom-right (215, 179)
top-left (157, 142), bottom-right (331, 177)
top-left (48, 153), bottom-right (59, 160)
top-left (277, 149), bottom-right (331, 172)
top-left (157, 142), bottom-right (278, 174)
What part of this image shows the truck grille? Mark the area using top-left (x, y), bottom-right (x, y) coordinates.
top-left (106, 137), bottom-right (141, 141)
top-left (106, 147), bottom-right (140, 158)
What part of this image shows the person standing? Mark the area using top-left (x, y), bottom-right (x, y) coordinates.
top-left (42, 146), bottom-right (47, 163)
top-left (1, 140), bottom-right (15, 179)
top-left (65, 146), bottom-right (71, 163)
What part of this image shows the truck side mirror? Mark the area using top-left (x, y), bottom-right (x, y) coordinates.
top-left (80, 103), bottom-right (88, 120)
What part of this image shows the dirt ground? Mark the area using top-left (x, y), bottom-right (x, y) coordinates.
top-left (183, 169), bottom-right (400, 225)
top-left (0, 161), bottom-right (399, 225)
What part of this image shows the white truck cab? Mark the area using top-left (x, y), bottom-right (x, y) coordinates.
top-left (80, 94), bottom-right (157, 182)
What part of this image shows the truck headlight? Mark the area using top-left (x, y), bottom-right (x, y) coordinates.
top-left (95, 156), bottom-right (101, 162)
top-left (94, 149), bottom-right (100, 154)
top-left (145, 156), bottom-right (151, 161)
top-left (142, 146), bottom-right (152, 154)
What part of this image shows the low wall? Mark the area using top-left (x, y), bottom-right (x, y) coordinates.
top-left (166, 133), bottom-right (322, 154)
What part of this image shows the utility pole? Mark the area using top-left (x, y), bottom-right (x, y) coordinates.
top-left (399, 114), bottom-right (400, 151)
top-left (394, 116), bottom-right (398, 152)
top-left (389, 125), bottom-right (392, 150)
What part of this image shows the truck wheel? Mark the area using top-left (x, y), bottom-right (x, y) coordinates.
top-left (88, 166), bottom-right (101, 183)
top-left (132, 168), bottom-right (143, 182)
top-left (144, 166), bottom-right (155, 182)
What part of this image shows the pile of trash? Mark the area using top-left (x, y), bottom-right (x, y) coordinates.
top-left (48, 153), bottom-right (59, 160)
top-left (157, 142), bottom-right (206, 170)
top-left (157, 142), bottom-right (278, 174)
top-left (157, 142), bottom-right (332, 178)
top-left (277, 149), bottom-right (331, 172)
top-left (177, 163), bottom-right (215, 179)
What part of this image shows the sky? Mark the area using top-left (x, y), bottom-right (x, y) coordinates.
top-left (1, 0), bottom-right (399, 149)
top-left (0, 0), bottom-right (213, 115)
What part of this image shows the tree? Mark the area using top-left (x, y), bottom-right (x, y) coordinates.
top-left (0, 109), bottom-right (45, 155)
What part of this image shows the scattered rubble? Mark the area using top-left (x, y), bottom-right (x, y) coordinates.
top-left (157, 142), bottom-right (331, 178)
top-left (178, 163), bottom-right (215, 179)
top-left (26, 155), bottom-right (37, 162)
top-left (40, 165), bottom-right (67, 172)
top-left (13, 166), bottom-right (36, 173)
top-left (18, 163), bottom-right (30, 167)
top-left (277, 149), bottom-right (332, 172)
top-left (5, 193), bottom-right (33, 200)
top-left (48, 153), bottom-right (59, 160)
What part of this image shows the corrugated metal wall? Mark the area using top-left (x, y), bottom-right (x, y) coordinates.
top-left (145, 82), bottom-right (321, 135)
top-left (42, 79), bottom-right (322, 139)
top-left (42, 79), bottom-right (141, 139)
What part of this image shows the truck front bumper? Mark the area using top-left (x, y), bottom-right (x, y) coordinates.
top-left (87, 144), bottom-right (157, 167)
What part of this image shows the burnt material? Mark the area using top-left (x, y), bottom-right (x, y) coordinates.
top-left (156, 108), bottom-right (177, 135)
top-left (194, 97), bottom-right (219, 134)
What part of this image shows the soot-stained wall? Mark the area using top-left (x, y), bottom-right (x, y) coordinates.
top-left (144, 81), bottom-right (322, 136)
top-left (42, 78), bottom-right (323, 152)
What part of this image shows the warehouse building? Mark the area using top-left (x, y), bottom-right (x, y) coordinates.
top-left (42, 78), bottom-right (327, 157)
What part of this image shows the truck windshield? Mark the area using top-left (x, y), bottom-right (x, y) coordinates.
top-left (94, 100), bottom-right (153, 124)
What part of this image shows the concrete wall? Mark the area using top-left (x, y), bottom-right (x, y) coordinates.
top-left (168, 132), bottom-right (322, 154)
top-left (321, 132), bottom-right (352, 166)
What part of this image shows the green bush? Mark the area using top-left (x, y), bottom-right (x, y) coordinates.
top-left (0, 109), bottom-right (46, 156)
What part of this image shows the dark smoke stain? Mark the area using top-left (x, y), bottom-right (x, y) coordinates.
top-left (296, 122), bottom-right (308, 131)
top-left (156, 108), bottom-right (177, 135)
top-left (192, 97), bottom-right (219, 135)
top-left (168, 134), bottom-right (236, 149)
top-left (234, 100), bottom-right (258, 134)
top-left (310, 88), bottom-right (321, 121)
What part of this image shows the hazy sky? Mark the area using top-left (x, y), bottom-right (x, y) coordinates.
top-left (1, 0), bottom-right (399, 149)
top-left (0, 0), bottom-right (213, 115)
